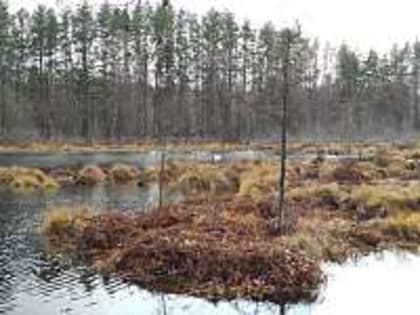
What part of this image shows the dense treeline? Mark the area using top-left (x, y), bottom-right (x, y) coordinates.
top-left (0, 0), bottom-right (420, 141)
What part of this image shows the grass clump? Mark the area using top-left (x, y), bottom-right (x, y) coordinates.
top-left (284, 216), bottom-right (357, 261)
top-left (77, 165), bottom-right (106, 186)
top-left (318, 161), bottom-right (383, 184)
top-left (109, 164), bottom-right (140, 184)
top-left (40, 205), bottom-right (95, 237)
top-left (0, 167), bottom-right (59, 191)
top-left (176, 165), bottom-right (235, 196)
top-left (238, 163), bottom-right (278, 200)
top-left (367, 212), bottom-right (420, 243)
top-left (350, 183), bottom-right (420, 212)
top-left (140, 161), bottom-right (185, 185)
top-left (288, 183), bottom-right (347, 209)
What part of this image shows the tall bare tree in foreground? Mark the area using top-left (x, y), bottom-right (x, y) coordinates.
top-left (277, 27), bottom-right (301, 235)
top-left (156, 0), bottom-right (173, 210)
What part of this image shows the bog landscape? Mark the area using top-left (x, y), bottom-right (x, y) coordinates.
top-left (1, 0), bottom-right (420, 314)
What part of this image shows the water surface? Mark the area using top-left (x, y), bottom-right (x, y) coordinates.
top-left (0, 152), bottom-right (417, 315)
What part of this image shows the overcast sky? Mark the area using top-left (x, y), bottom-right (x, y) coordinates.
top-left (9, 0), bottom-right (420, 52)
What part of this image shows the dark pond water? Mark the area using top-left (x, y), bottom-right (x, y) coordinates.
top-left (0, 150), bottom-right (272, 169)
top-left (0, 152), bottom-right (416, 315)
top-left (0, 150), bottom-right (364, 169)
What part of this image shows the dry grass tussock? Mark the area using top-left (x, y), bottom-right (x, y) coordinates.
top-left (175, 165), bottom-right (236, 196)
top-left (238, 162), bottom-right (279, 199)
top-left (109, 164), bottom-right (140, 184)
top-left (0, 167), bottom-right (59, 191)
top-left (288, 183), bottom-right (347, 209)
top-left (76, 165), bottom-right (106, 185)
top-left (40, 205), bottom-right (96, 236)
top-left (372, 212), bottom-right (420, 241)
top-left (350, 183), bottom-right (420, 212)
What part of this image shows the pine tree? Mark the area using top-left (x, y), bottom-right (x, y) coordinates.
top-left (72, 1), bottom-right (95, 139)
top-left (0, 0), bottom-right (9, 135)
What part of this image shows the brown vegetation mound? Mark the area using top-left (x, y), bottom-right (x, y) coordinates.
top-left (44, 198), bottom-right (322, 304)
top-left (77, 165), bottom-right (106, 185)
top-left (109, 164), bottom-right (140, 184)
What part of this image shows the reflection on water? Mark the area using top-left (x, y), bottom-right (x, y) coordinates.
top-left (0, 186), bottom-right (420, 314)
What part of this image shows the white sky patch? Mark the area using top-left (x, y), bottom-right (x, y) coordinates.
top-left (8, 0), bottom-right (420, 52)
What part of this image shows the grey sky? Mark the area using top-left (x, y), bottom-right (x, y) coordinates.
top-left (11, 0), bottom-right (420, 51)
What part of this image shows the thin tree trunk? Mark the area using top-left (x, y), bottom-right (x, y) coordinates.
top-left (278, 30), bottom-right (291, 235)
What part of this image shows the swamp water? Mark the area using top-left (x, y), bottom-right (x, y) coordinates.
top-left (0, 152), bottom-right (417, 315)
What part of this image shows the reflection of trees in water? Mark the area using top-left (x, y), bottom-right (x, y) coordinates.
top-left (0, 194), bottom-right (47, 314)
top-left (149, 293), bottom-right (294, 315)
top-left (159, 294), bottom-right (168, 315)
top-left (78, 269), bottom-right (99, 293)
top-left (231, 300), bottom-right (289, 315)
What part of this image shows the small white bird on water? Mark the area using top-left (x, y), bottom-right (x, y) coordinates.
top-left (212, 153), bottom-right (223, 163)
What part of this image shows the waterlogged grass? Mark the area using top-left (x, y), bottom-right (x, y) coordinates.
top-left (40, 205), bottom-right (95, 236)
